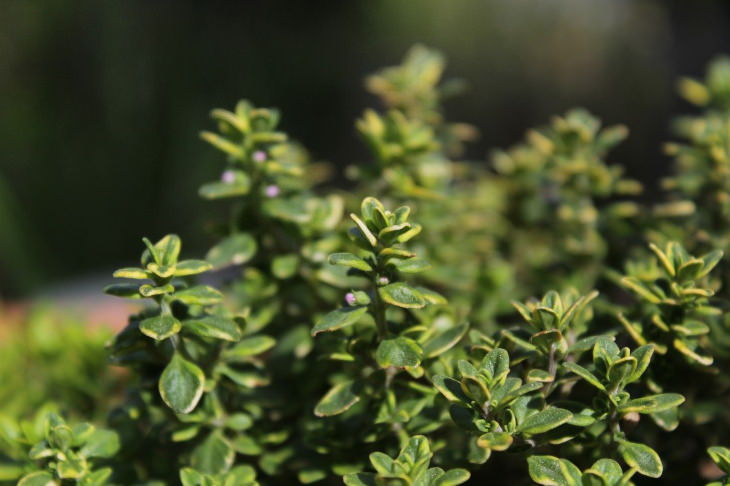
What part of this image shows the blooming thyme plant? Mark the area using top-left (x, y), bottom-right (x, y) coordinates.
top-left (4, 46), bottom-right (730, 486)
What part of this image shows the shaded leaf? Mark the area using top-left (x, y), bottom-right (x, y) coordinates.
top-left (140, 315), bottom-right (181, 341)
top-left (518, 408), bottom-right (573, 435)
top-left (173, 286), bottom-right (224, 306)
top-left (159, 353), bottom-right (205, 414)
top-left (379, 282), bottom-right (426, 309)
top-left (207, 233), bottom-right (257, 269)
top-left (312, 306), bottom-right (369, 336)
top-left (422, 323), bottom-right (469, 358)
top-left (618, 440), bottom-right (662, 478)
top-left (375, 337), bottom-right (423, 368)
top-left (329, 253), bottom-right (373, 272)
top-left (314, 381), bottom-right (361, 417)
top-left (184, 316), bottom-right (242, 341)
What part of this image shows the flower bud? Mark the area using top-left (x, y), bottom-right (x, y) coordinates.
top-left (221, 170), bottom-right (236, 183)
top-left (265, 185), bottom-right (280, 198)
top-left (253, 150), bottom-right (267, 163)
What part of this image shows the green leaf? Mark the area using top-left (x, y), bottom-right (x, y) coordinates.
top-left (350, 213), bottom-right (378, 247)
top-left (527, 369), bottom-right (554, 383)
top-left (223, 335), bottom-right (276, 360)
top-left (218, 366), bottom-right (270, 388)
top-left (618, 440), bottom-right (662, 478)
top-left (396, 223), bottom-right (422, 243)
top-left (415, 286), bottom-right (448, 305)
top-left (650, 407), bottom-right (680, 431)
top-left (481, 348), bottom-right (510, 384)
top-left (527, 455), bottom-right (582, 486)
top-left (224, 465), bottom-right (258, 486)
top-left (708, 446), bottom-right (730, 473)
top-left (433, 469), bottom-right (471, 486)
top-left (329, 253), bottom-right (373, 272)
top-left (607, 357), bottom-right (637, 387)
top-left (375, 337), bottom-right (423, 368)
top-left (311, 306), bottom-right (368, 336)
top-left (432, 374), bottom-right (469, 402)
top-left (530, 329), bottom-right (566, 355)
top-left (140, 315), bottom-right (181, 341)
top-left (180, 468), bottom-right (207, 486)
top-left (517, 408), bottom-right (573, 435)
top-left (314, 381), bottom-right (361, 417)
top-left (621, 277), bottom-right (661, 303)
top-left (562, 362), bottom-right (606, 391)
top-left (80, 468), bottom-right (112, 486)
top-left (79, 428), bottom-right (120, 458)
top-left (224, 413), bottom-right (253, 431)
top-left (191, 431), bottom-right (235, 475)
top-left (28, 441), bottom-right (53, 460)
top-left (139, 283), bottom-right (175, 297)
top-left (146, 263), bottom-right (175, 278)
top-left (676, 258), bottom-right (704, 281)
top-left (368, 452), bottom-right (394, 474)
top-left (172, 286), bottom-right (224, 305)
top-left (299, 469), bottom-right (327, 484)
top-left (477, 432), bottom-right (513, 451)
top-left (103, 283), bottom-right (143, 299)
top-left (17, 472), bottom-right (56, 486)
top-left (649, 242), bottom-right (675, 276)
top-left (379, 282), bottom-right (426, 309)
top-left (378, 223), bottom-right (413, 244)
top-left (113, 267), bottom-right (148, 279)
top-left (422, 323), bottom-right (469, 358)
top-left (199, 176), bottom-right (251, 199)
top-left (200, 131), bottom-right (244, 157)
top-left (343, 473), bottom-right (376, 486)
top-left (628, 345), bottom-right (654, 383)
top-left (231, 435), bottom-right (261, 455)
top-left (673, 338), bottom-right (714, 366)
top-left (207, 233), bottom-right (257, 268)
top-left (175, 259), bottom-right (213, 277)
top-left (392, 258), bottom-right (431, 273)
top-left (671, 320), bottom-right (710, 337)
top-left (618, 393), bottom-right (685, 414)
top-left (272, 254), bottom-right (300, 279)
top-left (159, 353), bottom-right (205, 414)
top-left (698, 250), bottom-right (724, 278)
top-left (584, 459), bottom-right (623, 486)
top-left (57, 457), bottom-right (85, 479)
top-left (184, 316), bottom-right (242, 341)
top-left (460, 375), bottom-right (489, 404)
top-left (146, 234), bottom-right (181, 267)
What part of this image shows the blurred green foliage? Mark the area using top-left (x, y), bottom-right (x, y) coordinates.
top-left (0, 307), bottom-right (121, 421)
top-left (2, 0), bottom-right (730, 295)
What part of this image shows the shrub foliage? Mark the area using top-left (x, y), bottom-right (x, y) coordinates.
top-left (3, 46), bottom-right (730, 485)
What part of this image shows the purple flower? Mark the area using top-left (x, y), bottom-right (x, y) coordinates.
top-left (377, 276), bottom-right (389, 286)
top-left (253, 150), bottom-right (267, 163)
top-left (221, 170), bottom-right (236, 184)
top-left (265, 185), bottom-right (280, 198)
top-left (345, 292), bottom-right (356, 306)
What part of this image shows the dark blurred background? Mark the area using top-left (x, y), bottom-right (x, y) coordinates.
top-left (1, 0), bottom-right (730, 297)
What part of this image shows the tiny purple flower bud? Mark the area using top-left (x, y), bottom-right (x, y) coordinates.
top-left (253, 150), bottom-right (267, 163)
top-left (378, 276), bottom-right (389, 286)
top-left (265, 185), bottom-right (280, 198)
top-left (221, 170), bottom-right (236, 184)
top-left (345, 292), bottom-right (356, 306)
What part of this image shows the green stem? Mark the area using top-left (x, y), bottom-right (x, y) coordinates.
top-left (373, 288), bottom-right (387, 339)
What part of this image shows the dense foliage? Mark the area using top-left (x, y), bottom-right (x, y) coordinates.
top-left (3, 46), bottom-right (730, 485)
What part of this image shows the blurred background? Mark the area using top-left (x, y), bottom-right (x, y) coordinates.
top-left (1, 0), bottom-right (730, 299)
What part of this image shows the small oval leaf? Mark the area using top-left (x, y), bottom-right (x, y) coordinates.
top-left (159, 353), bottom-right (205, 414)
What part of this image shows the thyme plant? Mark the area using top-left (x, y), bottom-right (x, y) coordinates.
top-left (3, 46), bottom-right (730, 486)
